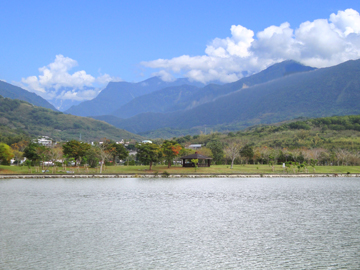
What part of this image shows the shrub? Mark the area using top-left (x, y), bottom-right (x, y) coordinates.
top-left (162, 171), bottom-right (170, 178)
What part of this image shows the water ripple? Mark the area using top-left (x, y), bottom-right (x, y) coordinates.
top-left (1, 177), bottom-right (360, 269)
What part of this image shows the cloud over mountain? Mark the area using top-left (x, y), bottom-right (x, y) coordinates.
top-left (142, 9), bottom-right (360, 83)
top-left (21, 55), bottom-right (121, 102)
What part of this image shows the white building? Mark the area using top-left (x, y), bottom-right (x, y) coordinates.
top-left (34, 136), bottom-right (53, 146)
top-left (187, 144), bottom-right (202, 150)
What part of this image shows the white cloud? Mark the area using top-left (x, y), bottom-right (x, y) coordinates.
top-left (151, 70), bottom-right (175, 82)
top-left (21, 55), bottom-right (120, 101)
top-left (142, 9), bottom-right (360, 83)
top-left (97, 73), bottom-right (122, 84)
top-left (57, 89), bottom-right (100, 101)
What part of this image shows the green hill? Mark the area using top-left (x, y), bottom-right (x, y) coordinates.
top-left (0, 96), bottom-right (143, 142)
top-left (171, 115), bottom-right (360, 151)
top-left (0, 80), bottom-right (57, 111)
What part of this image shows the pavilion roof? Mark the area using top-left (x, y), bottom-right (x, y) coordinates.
top-left (180, 152), bottom-right (212, 160)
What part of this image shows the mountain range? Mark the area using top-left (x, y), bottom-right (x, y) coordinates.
top-left (65, 77), bottom-right (205, 117)
top-left (110, 60), bottom-right (316, 119)
top-left (91, 59), bottom-right (360, 136)
top-left (2, 58), bottom-right (360, 140)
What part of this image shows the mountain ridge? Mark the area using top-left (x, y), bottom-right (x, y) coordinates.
top-left (93, 59), bottom-right (360, 135)
top-left (65, 77), bottom-right (205, 117)
top-left (0, 80), bottom-right (58, 111)
top-left (110, 60), bottom-right (316, 119)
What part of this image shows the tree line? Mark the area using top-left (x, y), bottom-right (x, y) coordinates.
top-left (0, 138), bottom-right (187, 171)
top-left (1, 136), bottom-right (360, 171)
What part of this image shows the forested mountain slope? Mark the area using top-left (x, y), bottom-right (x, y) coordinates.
top-left (0, 96), bottom-right (142, 142)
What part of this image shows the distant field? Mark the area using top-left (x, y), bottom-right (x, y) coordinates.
top-left (1, 164), bottom-right (360, 175)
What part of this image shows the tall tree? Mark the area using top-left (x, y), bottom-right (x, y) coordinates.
top-left (36, 145), bottom-right (50, 169)
top-left (106, 142), bottom-right (129, 164)
top-left (161, 140), bottom-right (182, 168)
top-left (224, 140), bottom-right (244, 169)
top-left (49, 145), bottom-right (63, 165)
top-left (207, 140), bottom-right (224, 165)
top-left (98, 143), bottom-right (111, 173)
top-left (23, 142), bottom-right (41, 165)
top-left (85, 146), bottom-right (100, 168)
top-left (62, 140), bottom-right (91, 166)
top-left (136, 143), bottom-right (162, 170)
top-left (240, 144), bottom-right (254, 164)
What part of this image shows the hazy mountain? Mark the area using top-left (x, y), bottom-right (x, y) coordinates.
top-left (65, 77), bottom-right (205, 117)
top-left (51, 98), bottom-right (82, 112)
top-left (0, 96), bottom-right (143, 142)
top-left (0, 80), bottom-right (57, 111)
top-left (46, 86), bottom-right (97, 111)
top-left (111, 84), bottom-right (200, 118)
top-left (94, 59), bottom-right (360, 134)
top-left (111, 60), bottom-right (315, 118)
top-left (168, 60), bottom-right (316, 111)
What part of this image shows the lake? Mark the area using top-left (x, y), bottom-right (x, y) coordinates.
top-left (1, 177), bottom-right (360, 269)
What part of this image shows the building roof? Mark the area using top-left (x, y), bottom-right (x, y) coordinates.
top-left (180, 152), bottom-right (212, 160)
top-left (188, 144), bottom-right (202, 148)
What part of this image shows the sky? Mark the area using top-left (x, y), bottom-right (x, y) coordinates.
top-left (1, 0), bottom-right (360, 103)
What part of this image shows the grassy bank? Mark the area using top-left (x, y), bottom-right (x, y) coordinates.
top-left (1, 164), bottom-right (360, 175)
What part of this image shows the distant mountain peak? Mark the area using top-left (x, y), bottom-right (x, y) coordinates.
top-left (65, 76), bottom-right (205, 117)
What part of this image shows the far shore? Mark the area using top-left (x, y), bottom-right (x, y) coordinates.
top-left (2, 164), bottom-right (360, 179)
top-left (0, 173), bottom-right (359, 179)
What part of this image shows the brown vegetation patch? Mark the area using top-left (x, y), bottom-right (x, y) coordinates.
top-left (0, 169), bottom-right (17, 174)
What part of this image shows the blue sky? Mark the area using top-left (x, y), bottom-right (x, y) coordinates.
top-left (1, 0), bottom-right (360, 102)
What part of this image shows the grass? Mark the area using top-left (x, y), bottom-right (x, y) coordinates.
top-left (1, 164), bottom-right (360, 175)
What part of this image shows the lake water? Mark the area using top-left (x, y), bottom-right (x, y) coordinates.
top-left (1, 177), bottom-right (360, 269)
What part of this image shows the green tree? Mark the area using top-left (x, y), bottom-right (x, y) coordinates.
top-left (240, 144), bottom-right (254, 164)
top-left (0, 143), bottom-right (14, 165)
top-left (310, 158), bottom-right (318, 172)
top-left (106, 142), bottom-right (129, 164)
top-left (136, 143), bottom-right (162, 170)
top-left (207, 140), bottom-right (224, 165)
top-left (85, 146), bottom-right (100, 168)
top-left (161, 140), bottom-right (182, 168)
top-left (23, 142), bottom-right (41, 165)
top-left (36, 145), bottom-right (50, 169)
top-left (62, 140), bottom-right (91, 166)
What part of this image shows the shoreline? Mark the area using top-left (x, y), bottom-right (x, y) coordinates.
top-left (0, 173), bottom-right (359, 179)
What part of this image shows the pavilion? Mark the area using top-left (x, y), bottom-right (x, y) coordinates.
top-left (180, 152), bottom-right (212, 167)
